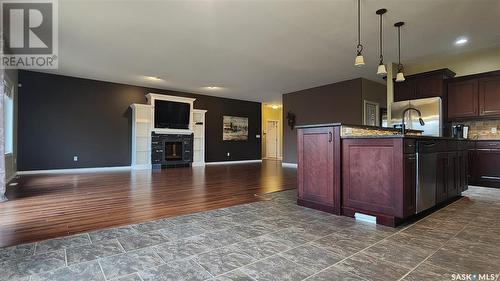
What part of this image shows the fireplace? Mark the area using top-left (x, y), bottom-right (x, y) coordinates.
top-left (152, 133), bottom-right (193, 168)
top-left (165, 141), bottom-right (183, 160)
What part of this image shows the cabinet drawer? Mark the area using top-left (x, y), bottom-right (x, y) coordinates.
top-left (404, 140), bottom-right (416, 154)
top-left (476, 141), bottom-right (500, 149)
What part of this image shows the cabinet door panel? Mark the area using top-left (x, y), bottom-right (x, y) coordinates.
top-left (479, 76), bottom-right (500, 117)
top-left (460, 150), bottom-right (469, 191)
top-left (468, 149), bottom-right (476, 184)
top-left (476, 149), bottom-right (500, 188)
top-left (403, 154), bottom-right (416, 217)
top-left (394, 79), bottom-right (416, 102)
top-left (447, 79), bottom-right (478, 119)
top-left (436, 152), bottom-right (448, 203)
top-left (447, 152), bottom-right (459, 198)
top-left (298, 127), bottom-right (334, 206)
top-left (417, 75), bottom-right (443, 98)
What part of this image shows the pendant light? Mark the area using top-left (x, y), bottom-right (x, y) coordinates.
top-left (354, 0), bottom-right (365, 66)
top-left (394, 21), bottom-right (405, 82)
top-left (376, 9), bottom-right (387, 75)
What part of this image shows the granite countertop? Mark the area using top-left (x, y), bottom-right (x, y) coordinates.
top-left (295, 123), bottom-right (422, 133)
top-left (341, 134), bottom-right (470, 141)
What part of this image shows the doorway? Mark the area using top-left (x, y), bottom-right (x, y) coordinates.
top-left (266, 120), bottom-right (279, 159)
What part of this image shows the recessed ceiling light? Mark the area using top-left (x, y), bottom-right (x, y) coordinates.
top-left (455, 37), bottom-right (468, 45)
top-left (203, 86), bottom-right (222, 90)
top-left (267, 104), bottom-right (281, 109)
top-left (145, 76), bottom-right (163, 81)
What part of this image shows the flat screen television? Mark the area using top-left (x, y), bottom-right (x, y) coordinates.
top-left (154, 100), bottom-right (190, 129)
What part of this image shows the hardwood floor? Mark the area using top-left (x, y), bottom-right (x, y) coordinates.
top-left (0, 160), bottom-right (296, 248)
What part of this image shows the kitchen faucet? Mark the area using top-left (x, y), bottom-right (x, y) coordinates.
top-left (401, 107), bottom-right (425, 134)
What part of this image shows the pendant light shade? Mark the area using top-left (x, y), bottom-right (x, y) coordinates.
top-left (377, 63), bottom-right (387, 75)
top-left (394, 21), bottom-right (405, 82)
top-left (355, 54), bottom-right (365, 66)
top-left (396, 71), bottom-right (405, 82)
top-left (354, 0), bottom-right (365, 66)
top-left (376, 9), bottom-right (387, 75)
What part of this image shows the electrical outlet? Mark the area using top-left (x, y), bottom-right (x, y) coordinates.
top-left (256, 134), bottom-right (261, 138)
top-left (73, 156), bottom-right (79, 162)
top-left (227, 152), bottom-right (230, 157)
top-left (492, 127), bottom-right (497, 134)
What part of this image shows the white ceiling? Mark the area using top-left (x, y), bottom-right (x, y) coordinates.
top-left (41, 0), bottom-right (500, 103)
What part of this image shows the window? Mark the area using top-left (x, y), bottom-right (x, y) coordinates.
top-left (3, 79), bottom-right (14, 155)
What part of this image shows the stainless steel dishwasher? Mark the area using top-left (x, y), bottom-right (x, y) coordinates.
top-left (416, 141), bottom-right (438, 213)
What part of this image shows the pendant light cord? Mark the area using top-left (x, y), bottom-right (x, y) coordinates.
top-left (356, 0), bottom-right (363, 54)
top-left (379, 13), bottom-right (383, 61)
top-left (398, 25), bottom-right (401, 66)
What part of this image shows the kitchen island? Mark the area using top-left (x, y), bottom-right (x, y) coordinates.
top-left (296, 123), bottom-right (469, 226)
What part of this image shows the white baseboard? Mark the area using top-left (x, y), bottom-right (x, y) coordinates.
top-left (262, 157), bottom-right (283, 160)
top-left (17, 166), bottom-right (131, 175)
top-left (205, 160), bottom-right (262, 165)
top-left (131, 164), bottom-right (152, 170)
top-left (282, 162), bottom-right (298, 168)
top-left (191, 162), bottom-right (206, 167)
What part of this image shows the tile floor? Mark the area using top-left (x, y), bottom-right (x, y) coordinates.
top-left (1, 186), bottom-right (499, 281)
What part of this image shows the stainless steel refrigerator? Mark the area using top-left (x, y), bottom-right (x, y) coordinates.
top-left (391, 97), bottom-right (442, 137)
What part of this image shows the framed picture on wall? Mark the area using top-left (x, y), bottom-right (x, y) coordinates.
top-left (223, 116), bottom-right (248, 141)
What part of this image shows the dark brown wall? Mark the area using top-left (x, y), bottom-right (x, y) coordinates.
top-left (18, 71), bottom-right (261, 171)
top-left (282, 78), bottom-right (363, 163)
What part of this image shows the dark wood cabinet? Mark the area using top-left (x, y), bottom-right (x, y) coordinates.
top-left (403, 153), bottom-right (416, 217)
top-left (394, 79), bottom-right (416, 101)
top-left (468, 148), bottom-right (476, 184)
top-left (341, 137), bottom-right (467, 226)
top-left (475, 147), bottom-right (500, 188)
top-left (394, 69), bottom-right (455, 102)
top-left (460, 150), bottom-right (468, 191)
top-left (297, 125), bottom-right (341, 214)
top-left (436, 152), bottom-right (448, 203)
top-left (447, 152), bottom-right (460, 198)
top-left (417, 75), bottom-right (444, 99)
top-left (447, 79), bottom-right (478, 119)
top-left (478, 76), bottom-right (500, 117)
top-left (446, 71), bottom-right (500, 120)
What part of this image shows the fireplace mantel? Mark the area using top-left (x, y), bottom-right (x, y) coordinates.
top-left (131, 93), bottom-right (206, 170)
top-left (146, 93), bottom-right (196, 133)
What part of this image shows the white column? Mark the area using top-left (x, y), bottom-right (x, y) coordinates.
top-left (0, 71), bottom-right (6, 202)
top-left (386, 62), bottom-right (397, 125)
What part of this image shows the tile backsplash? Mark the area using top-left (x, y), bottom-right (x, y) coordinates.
top-left (454, 120), bottom-right (500, 140)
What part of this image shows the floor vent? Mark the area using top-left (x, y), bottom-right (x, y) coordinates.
top-left (354, 212), bottom-right (377, 224)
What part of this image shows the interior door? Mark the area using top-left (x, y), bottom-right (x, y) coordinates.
top-left (266, 120), bottom-right (278, 158)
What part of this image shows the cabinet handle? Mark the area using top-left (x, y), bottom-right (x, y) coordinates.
top-left (481, 176), bottom-right (500, 180)
top-left (328, 132), bottom-right (333, 143)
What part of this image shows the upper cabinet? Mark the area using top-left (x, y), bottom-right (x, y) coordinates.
top-left (394, 79), bottom-right (416, 101)
top-left (447, 79), bottom-right (478, 119)
top-left (446, 71), bottom-right (500, 120)
top-left (479, 76), bottom-right (500, 117)
top-left (394, 69), bottom-right (455, 102)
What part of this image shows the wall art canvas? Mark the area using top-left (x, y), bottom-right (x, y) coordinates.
top-left (223, 116), bottom-right (248, 141)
